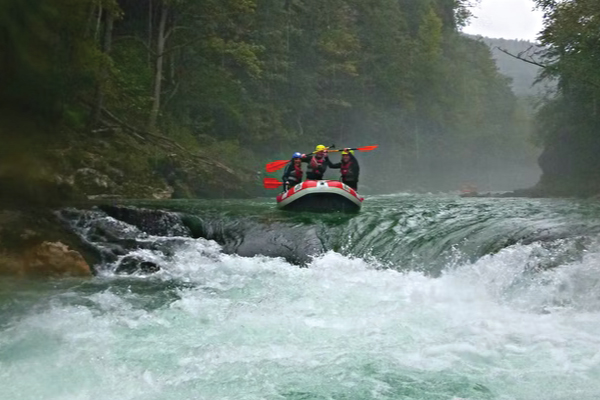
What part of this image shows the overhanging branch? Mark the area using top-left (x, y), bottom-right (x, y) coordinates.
top-left (496, 47), bottom-right (600, 89)
top-left (496, 47), bottom-right (548, 69)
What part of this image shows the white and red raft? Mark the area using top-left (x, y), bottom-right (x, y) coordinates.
top-left (276, 180), bottom-right (363, 213)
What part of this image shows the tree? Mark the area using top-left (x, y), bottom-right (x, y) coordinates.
top-left (0, 0), bottom-right (100, 118)
top-left (531, 0), bottom-right (600, 193)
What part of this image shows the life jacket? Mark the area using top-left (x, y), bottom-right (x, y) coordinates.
top-left (341, 160), bottom-right (355, 180)
top-left (288, 164), bottom-right (303, 182)
top-left (309, 155), bottom-right (325, 176)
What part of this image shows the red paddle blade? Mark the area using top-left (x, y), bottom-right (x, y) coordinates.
top-left (263, 178), bottom-right (283, 189)
top-left (356, 145), bottom-right (378, 152)
top-left (266, 160), bottom-right (289, 173)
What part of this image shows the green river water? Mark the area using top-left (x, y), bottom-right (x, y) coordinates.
top-left (2, 194), bottom-right (600, 400)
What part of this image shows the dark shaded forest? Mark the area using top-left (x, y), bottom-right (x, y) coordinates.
top-left (0, 0), bottom-right (542, 201)
top-left (529, 0), bottom-right (600, 197)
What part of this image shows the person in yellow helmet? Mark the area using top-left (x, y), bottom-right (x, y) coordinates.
top-left (328, 148), bottom-right (360, 190)
top-left (301, 144), bottom-right (331, 180)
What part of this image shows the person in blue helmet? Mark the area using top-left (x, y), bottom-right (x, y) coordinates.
top-left (282, 152), bottom-right (304, 191)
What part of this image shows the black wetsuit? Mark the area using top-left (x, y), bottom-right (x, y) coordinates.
top-left (282, 160), bottom-right (303, 190)
top-left (302, 154), bottom-right (330, 180)
top-left (328, 153), bottom-right (360, 190)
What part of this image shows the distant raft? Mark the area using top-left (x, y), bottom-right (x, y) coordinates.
top-left (276, 180), bottom-right (363, 213)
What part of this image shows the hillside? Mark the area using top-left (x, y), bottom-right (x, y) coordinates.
top-left (0, 0), bottom-right (540, 203)
top-left (471, 36), bottom-right (548, 97)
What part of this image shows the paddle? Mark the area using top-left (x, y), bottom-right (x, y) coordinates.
top-left (263, 178), bottom-right (284, 189)
top-left (265, 160), bottom-right (290, 173)
top-left (265, 144), bottom-right (336, 173)
top-left (328, 145), bottom-right (379, 153)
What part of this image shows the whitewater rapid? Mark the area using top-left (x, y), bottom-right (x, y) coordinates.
top-left (2, 195), bottom-right (600, 399)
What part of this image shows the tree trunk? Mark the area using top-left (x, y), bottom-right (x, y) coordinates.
top-left (91, 10), bottom-right (114, 128)
top-left (148, 0), bottom-right (153, 67)
top-left (94, 1), bottom-right (103, 42)
top-left (85, 1), bottom-right (98, 38)
top-left (148, 2), bottom-right (168, 132)
top-left (414, 118), bottom-right (421, 184)
top-left (170, 50), bottom-right (176, 85)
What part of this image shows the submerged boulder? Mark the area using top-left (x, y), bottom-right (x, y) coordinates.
top-left (115, 255), bottom-right (161, 275)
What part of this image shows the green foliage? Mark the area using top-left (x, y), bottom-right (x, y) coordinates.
top-left (474, 37), bottom-right (549, 97)
top-left (111, 40), bottom-right (154, 123)
top-left (525, 0), bottom-right (600, 193)
top-left (1, 0), bottom-right (539, 193)
top-left (0, 0), bottom-right (101, 117)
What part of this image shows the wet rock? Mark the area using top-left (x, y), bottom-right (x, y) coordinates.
top-left (54, 174), bottom-right (75, 187)
top-left (115, 256), bottom-right (161, 275)
top-left (105, 166), bottom-right (125, 182)
top-left (152, 185), bottom-right (174, 200)
top-left (58, 208), bottom-right (197, 270)
top-left (72, 168), bottom-right (116, 196)
top-left (181, 214), bottom-right (324, 265)
top-left (60, 209), bottom-right (141, 265)
top-left (99, 205), bottom-right (191, 237)
top-left (0, 208), bottom-right (102, 277)
top-left (23, 241), bottom-right (92, 278)
top-left (87, 194), bottom-right (126, 200)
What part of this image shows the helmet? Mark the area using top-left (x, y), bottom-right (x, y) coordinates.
top-left (315, 144), bottom-right (327, 152)
top-left (292, 152), bottom-right (302, 159)
top-left (341, 149), bottom-right (354, 155)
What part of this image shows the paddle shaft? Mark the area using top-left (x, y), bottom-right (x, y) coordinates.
top-left (265, 145), bottom-right (336, 172)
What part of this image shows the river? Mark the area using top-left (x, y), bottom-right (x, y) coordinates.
top-left (2, 194), bottom-right (600, 400)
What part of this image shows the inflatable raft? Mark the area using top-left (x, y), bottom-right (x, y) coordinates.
top-left (276, 180), bottom-right (363, 212)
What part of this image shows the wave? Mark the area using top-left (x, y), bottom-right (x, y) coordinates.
top-left (58, 196), bottom-right (600, 275)
top-left (4, 228), bottom-right (600, 399)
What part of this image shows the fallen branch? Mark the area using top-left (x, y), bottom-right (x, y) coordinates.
top-left (99, 107), bottom-right (238, 175)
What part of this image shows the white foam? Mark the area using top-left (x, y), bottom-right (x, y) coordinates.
top-left (3, 238), bottom-right (600, 399)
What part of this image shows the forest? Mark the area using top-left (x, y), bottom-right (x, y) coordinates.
top-left (530, 0), bottom-right (600, 197)
top-left (474, 37), bottom-right (546, 98)
top-left (0, 0), bottom-right (543, 201)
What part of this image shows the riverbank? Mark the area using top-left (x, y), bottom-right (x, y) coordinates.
top-left (0, 115), bottom-right (262, 206)
top-left (0, 207), bottom-right (98, 278)
top-left (0, 113), bottom-right (263, 278)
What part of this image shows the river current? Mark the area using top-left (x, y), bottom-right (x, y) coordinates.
top-left (2, 194), bottom-right (600, 400)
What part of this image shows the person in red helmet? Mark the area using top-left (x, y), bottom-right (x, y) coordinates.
top-left (328, 148), bottom-right (360, 190)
